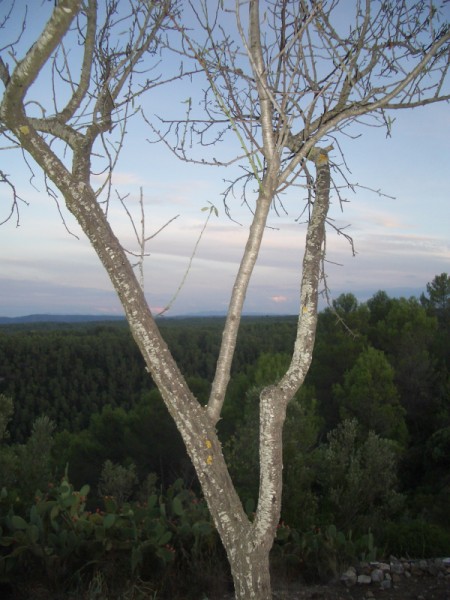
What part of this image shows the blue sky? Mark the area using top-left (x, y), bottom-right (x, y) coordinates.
top-left (1, 3), bottom-right (449, 317)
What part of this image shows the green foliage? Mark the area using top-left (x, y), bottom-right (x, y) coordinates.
top-left (426, 426), bottom-right (450, 467)
top-left (223, 353), bottom-right (322, 513)
top-left (0, 278), bottom-right (449, 596)
top-left (273, 522), bottom-right (377, 582)
top-left (307, 299), bottom-right (368, 429)
top-left (223, 386), bottom-right (260, 507)
top-left (52, 395), bottom-right (188, 495)
top-left (315, 420), bottom-right (404, 533)
top-left (421, 272), bottom-right (450, 317)
top-left (0, 473), bottom-right (220, 597)
top-left (253, 352), bottom-right (290, 387)
top-left (380, 519), bottom-right (450, 558)
top-left (0, 409), bottom-right (56, 507)
top-left (367, 290), bottom-right (393, 324)
top-left (1, 475), bottom-right (95, 587)
top-left (334, 347), bottom-right (408, 445)
top-left (17, 415), bottom-right (56, 501)
top-left (281, 390), bottom-right (323, 530)
top-left (0, 395), bottom-right (13, 442)
top-left (98, 460), bottom-right (138, 508)
top-left (369, 296), bottom-right (439, 439)
top-left (332, 293), bottom-right (359, 315)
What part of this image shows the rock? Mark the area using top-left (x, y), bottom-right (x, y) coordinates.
top-left (390, 561), bottom-right (404, 574)
top-left (340, 567), bottom-right (357, 587)
top-left (370, 568), bottom-right (384, 583)
top-left (411, 563), bottom-right (423, 576)
top-left (339, 556), bottom-right (450, 593)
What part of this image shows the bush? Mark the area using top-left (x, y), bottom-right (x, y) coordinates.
top-left (315, 419), bottom-right (404, 533)
top-left (272, 522), bottom-right (377, 582)
top-left (0, 474), bottom-right (227, 599)
top-left (380, 519), bottom-right (450, 558)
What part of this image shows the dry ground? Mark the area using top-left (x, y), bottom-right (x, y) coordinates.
top-left (257, 576), bottom-right (450, 600)
top-left (216, 574), bottom-right (449, 600)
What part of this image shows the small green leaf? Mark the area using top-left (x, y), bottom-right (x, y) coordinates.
top-left (50, 504), bottom-right (60, 524)
top-left (27, 524), bottom-right (39, 544)
top-left (192, 521), bottom-right (212, 537)
top-left (103, 513), bottom-right (116, 529)
top-left (147, 494), bottom-right (157, 509)
top-left (29, 505), bottom-right (39, 525)
top-left (79, 484), bottom-right (90, 497)
top-left (172, 495), bottom-right (184, 517)
top-left (0, 535), bottom-right (15, 547)
top-left (158, 531), bottom-right (172, 546)
top-left (11, 515), bottom-right (27, 530)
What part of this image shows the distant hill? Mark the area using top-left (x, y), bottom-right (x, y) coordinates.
top-left (0, 314), bottom-right (126, 325)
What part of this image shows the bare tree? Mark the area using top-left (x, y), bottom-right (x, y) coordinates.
top-left (1, 1), bottom-right (449, 598)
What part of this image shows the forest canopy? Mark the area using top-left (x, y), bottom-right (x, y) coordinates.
top-left (0, 275), bottom-right (449, 596)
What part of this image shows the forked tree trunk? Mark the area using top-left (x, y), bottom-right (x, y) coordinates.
top-left (2, 2), bottom-right (449, 599)
top-left (0, 7), bottom-right (330, 596)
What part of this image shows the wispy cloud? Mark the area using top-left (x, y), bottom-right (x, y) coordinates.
top-left (271, 295), bottom-right (288, 303)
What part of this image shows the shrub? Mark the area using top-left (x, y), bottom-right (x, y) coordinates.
top-left (380, 519), bottom-right (450, 558)
top-left (0, 474), bottom-right (227, 599)
top-left (273, 522), bottom-right (377, 582)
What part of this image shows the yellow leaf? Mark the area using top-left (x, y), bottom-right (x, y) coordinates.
top-left (19, 125), bottom-right (30, 135)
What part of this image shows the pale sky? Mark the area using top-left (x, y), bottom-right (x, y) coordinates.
top-left (1, 3), bottom-right (449, 318)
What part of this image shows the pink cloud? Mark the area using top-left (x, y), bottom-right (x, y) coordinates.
top-left (271, 295), bottom-right (288, 303)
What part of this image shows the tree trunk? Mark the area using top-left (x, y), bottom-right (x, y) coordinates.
top-left (228, 541), bottom-right (272, 600)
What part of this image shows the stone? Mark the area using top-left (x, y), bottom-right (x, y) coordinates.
top-left (341, 567), bottom-right (357, 587)
top-left (371, 568), bottom-right (384, 583)
top-left (390, 561), bottom-right (404, 574)
top-left (340, 556), bottom-right (450, 594)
